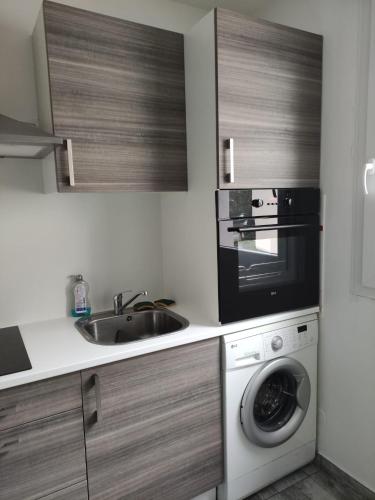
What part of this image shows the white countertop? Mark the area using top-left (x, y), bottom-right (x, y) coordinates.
top-left (0, 306), bottom-right (319, 391)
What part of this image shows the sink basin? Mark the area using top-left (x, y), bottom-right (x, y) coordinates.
top-left (75, 309), bottom-right (189, 345)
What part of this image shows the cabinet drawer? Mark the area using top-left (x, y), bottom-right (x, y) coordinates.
top-left (0, 373), bottom-right (82, 431)
top-left (0, 409), bottom-right (86, 500)
top-left (41, 481), bottom-right (88, 500)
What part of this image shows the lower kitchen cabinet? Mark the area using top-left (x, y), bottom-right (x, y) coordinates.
top-left (81, 338), bottom-right (223, 500)
top-left (41, 481), bottom-right (88, 500)
top-left (0, 372), bottom-right (82, 432)
top-left (0, 409), bottom-right (87, 500)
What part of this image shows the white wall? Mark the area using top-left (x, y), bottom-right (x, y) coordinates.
top-left (249, 0), bottom-right (375, 492)
top-left (0, 0), bottom-right (204, 326)
top-left (161, 11), bottom-right (219, 324)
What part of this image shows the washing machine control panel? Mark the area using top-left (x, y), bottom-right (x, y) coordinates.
top-left (224, 319), bottom-right (318, 369)
top-left (263, 321), bottom-right (318, 360)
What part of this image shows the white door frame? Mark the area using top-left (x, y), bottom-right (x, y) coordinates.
top-left (350, 0), bottom-right (375, 298)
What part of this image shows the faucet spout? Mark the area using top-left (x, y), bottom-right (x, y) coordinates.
top-left (113, 290), bottom-right (148, 315)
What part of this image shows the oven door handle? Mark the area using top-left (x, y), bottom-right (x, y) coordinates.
top-left (228, 223), bottom-right (311, 233)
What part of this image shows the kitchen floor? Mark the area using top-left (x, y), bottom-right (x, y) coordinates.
top-left (247, 461), bottom-right (375, 500)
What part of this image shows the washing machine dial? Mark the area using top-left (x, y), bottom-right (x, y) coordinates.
top-left (271, 335), bottom-right (283, 351)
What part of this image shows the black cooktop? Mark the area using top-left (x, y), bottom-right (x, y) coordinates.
top-left (0, 326), bottom-right (32, 376)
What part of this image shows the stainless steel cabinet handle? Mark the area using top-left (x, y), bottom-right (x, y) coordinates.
top-left (228, 223), bottom-right (311, 233)
top-left (0, 405), bottom-right (17, 418)
top-left (65, 139), bottom-right (75, 187)
top-left (0, 439), bottom-right (19, 455)
top-left (93, 374), bottom-right (102, 424)
top-left (225, 138), bottom-right (234, 183)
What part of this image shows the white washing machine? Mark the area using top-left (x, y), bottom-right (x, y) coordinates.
top-left (218, 314), bottom-right (318, 500)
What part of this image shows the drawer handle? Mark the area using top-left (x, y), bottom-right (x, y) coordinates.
top-left (0, 439), bottom-right (19, 455)
top-left (93, 374), bottom-right (102, 424)
top-left (0, 405), bottom-right (17, 418)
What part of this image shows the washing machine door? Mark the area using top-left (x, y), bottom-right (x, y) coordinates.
top-left (240, 357), bottom-right (310, 448)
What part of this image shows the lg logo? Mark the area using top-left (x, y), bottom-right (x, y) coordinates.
top-left (270, 290), bottom-right (278, 296)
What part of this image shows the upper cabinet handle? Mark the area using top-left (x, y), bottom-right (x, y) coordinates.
top-left (65, 139), bottom-right (75, 187)
top-left (225, 138), bottom-right (235, 183)
top-left (364, 159), bottom-right (375, 195)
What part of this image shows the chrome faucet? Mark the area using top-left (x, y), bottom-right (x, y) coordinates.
top-left (113, 290), bottom-right (148, 315)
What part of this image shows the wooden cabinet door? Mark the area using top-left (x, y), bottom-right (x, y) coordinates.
top-left (82, 339), bottom-right (223, 500)
top-left (41, 482), bottom-right (88, 500)
top-left (43, 1), bottom-right (187, 192)
top-left (0, 409), bottom-right (86, 500)
top-left (0, 373), bottom-right (82, 431)
top-left (216, 9), bottom-right (322, 189)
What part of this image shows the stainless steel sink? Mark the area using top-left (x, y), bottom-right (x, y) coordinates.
top-left (75, 309), bottom-right (189, 345)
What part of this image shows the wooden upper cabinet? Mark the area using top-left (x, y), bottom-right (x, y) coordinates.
top-left (216, 9), bottom-right (323, 189)
top-left (81, 338), bottom-right (223, 500)
top-left (33, 1), bottom-right (187, 192)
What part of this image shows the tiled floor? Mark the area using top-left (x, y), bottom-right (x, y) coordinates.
top-left (247, 461), bottom-right (375, 500)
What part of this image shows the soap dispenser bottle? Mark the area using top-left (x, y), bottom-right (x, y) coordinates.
top-left (71, 274), bottom-right (91, 317)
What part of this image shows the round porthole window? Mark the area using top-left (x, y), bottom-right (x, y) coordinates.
top-left (253, 369), bottom-right (298, 432)
top-left (240, 357), bottom-right (310, 448)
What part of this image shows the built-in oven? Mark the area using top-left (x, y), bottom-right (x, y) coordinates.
top-left (217, 189), bottom-right (320, 324)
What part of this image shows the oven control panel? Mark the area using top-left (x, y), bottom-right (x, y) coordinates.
top-left (216, 188), bottom-right (320, 220)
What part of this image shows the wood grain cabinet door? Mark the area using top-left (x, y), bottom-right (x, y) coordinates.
top-left (81, 338), bottom-right (223, 500)
top-left (41, 482), bottom-right (88, 500)
top-left (216, 9), bottom-right (323, 189)
top-left (42, 1), bottom-right (187, 192)
top-left (0, 373), bottom-right (82, 431)
top-left (0, 409), bottom-right (87, 500)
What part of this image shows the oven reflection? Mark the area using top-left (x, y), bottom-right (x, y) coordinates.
top-left (237, 229), bottom-right (302, 292)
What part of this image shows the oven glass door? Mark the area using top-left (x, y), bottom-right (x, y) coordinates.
top-left (218, 215), bottom-right (319, 323)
